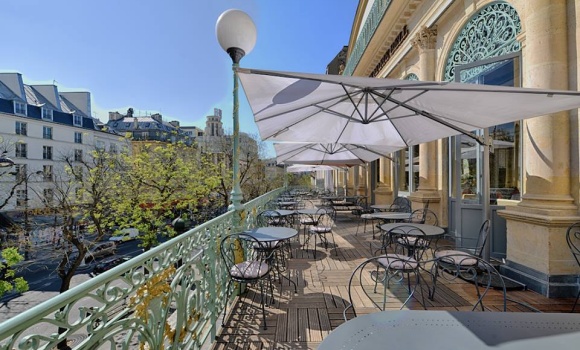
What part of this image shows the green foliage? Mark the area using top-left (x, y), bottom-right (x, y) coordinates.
top-left (112, 141), bottom-right (221, 250)
top-left (0, 247), bottom-right (29, 297)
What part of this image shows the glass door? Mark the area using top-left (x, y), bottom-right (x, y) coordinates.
top-left (449, 52), bottom-right (521, 258)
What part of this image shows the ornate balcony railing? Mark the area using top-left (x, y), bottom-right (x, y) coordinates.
top-left (343, 0), bottom-right (392, 76)
top-left (0, 188), bottom-right (284, 350)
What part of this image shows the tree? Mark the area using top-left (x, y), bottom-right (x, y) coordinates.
top-left (112, 141), bottom-right (221, 251)
top-left (0, 247), bottom-right (28, 298)
top-left (0, 137), bottom-right (29, 297)
top-left (209, 132), bottom-right (282, 207)
top-left (46, 147), bottom-right (127, 294)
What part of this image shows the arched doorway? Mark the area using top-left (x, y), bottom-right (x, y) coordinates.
top-left (444, 1), bottom-right (522, 258)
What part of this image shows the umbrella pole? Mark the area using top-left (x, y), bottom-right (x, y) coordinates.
top-left (482, 128), bottom-right (491, 262)
top-left (393, 154), bottom-right (399, 199)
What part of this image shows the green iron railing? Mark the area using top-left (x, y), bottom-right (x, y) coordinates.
top-left (0, 188), bottom-right (284, 350)
top-left (343, 0), bottom-right (392, 77)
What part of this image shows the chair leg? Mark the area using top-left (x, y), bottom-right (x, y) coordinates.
top-left (572, 289), bottom-right (580, 313)
top-left (259, 280), bottom-right (267, 330)
top-left (330, 232), bottom-right (337, 256)
top-left (222, 280), bottom-right (233, 326)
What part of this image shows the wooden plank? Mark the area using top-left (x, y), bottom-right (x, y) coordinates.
top-left (275, 311), bottom-right (287, 342)
top-left (287, 307), bottom-right (299, 342)
top-left (308, 307), bottom-right (323, 342)
top-left (298, 308), bottom-right (308, 341)
top-left (318, 308), bottom-right (332, 338)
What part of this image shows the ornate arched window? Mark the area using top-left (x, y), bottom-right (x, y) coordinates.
top-left (404, 73), bottom-right (419, 81)
top-left (443, 2), bottom-right (521, 82)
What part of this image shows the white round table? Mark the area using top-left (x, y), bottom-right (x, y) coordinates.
top-left (379, 222), bottom-right (445, 237)
top-left (318, 310), bottom-right (580, 350)
top-left (243, 226), bottom-right (298, 242)
top-left (369, 212), bottom-right (411, 221)
top-left (261, 209), bottom-right (296, 217)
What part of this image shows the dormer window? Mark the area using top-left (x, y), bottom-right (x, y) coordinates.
top-left (42, 108), bottom-right (53, 121)
top-left (14, 101), bottom-right (27, 116)
top-left (73, 114), bottom-right (83, 126)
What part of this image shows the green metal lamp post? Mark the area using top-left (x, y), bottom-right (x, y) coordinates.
top-left (216, 9), bottom-right (257, 229)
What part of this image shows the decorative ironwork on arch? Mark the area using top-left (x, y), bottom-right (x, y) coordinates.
top-left (405, 73), bottom-right (419, 80)
top-left (443, 2), bottom-right (521, 82)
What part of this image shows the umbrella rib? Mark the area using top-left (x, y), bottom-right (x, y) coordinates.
top-left (262, 90), bottom-right (365, 139)
top-left (385, 95), bottom-right (484, 145)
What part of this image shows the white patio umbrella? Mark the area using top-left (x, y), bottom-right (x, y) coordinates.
top-left (237, 68), bottom-right (580, 147)
top-left (286, 164), bottom-right (340, 172)
top-left (238, 67), bottom-right (580, 260)
top-left (274, 142), bottom-right (396, 166)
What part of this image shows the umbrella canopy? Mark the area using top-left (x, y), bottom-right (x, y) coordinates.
top-left (286, 164), bottom-right (340, 172)
top-left (237, 68), bottom-right (580, 146)
top-left (274, 142), bottom-right (397, 166)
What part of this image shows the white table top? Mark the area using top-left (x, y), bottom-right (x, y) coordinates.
top-left (368, 212), bottom-right (411, 220)
top-left (243, 227), bottom-right (298, 242)
top-left (297, 208), bottom-right (327, 216)
top-left (261, 209), bottom-right (296, 216)
top-left (380, 222), bottom-right (445, 237)
top-left (370, 204), bottom-right (397, 210)
top-left (318, 310), bottom-right (580, 350)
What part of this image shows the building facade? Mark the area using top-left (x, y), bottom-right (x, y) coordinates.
top-left (0, 73), bottom-right (126, 214)
top-left (344, 0), bottom-right (579, 297)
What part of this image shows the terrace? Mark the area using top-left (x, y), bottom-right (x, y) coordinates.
top-left (1, 189), bottom-right (576, 350)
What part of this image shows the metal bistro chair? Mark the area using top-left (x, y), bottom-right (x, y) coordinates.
top-left (344, 229), bottom-right (430, 320)
top-left (257, 210), bottom-right (285, 227)
top-left (429, 253), bottom-right (507, 312)
top-left (304, 207), bottom-right (337, 258)
top-left (566, 222), bottom-right (580, 312)
top-left (389, 197), bottom-right (412, 213)
top-left (220, 233), bottom-right (274, 330)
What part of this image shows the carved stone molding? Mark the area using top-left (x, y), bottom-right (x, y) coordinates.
top-left (412, 26), bottom-right (437, 50)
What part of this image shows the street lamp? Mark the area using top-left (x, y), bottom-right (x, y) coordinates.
top-left (0, 154), bottom-right (14, 168)
top-left (216, 9), bottom-right (257, 218)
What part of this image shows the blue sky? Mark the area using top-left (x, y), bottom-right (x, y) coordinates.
top-left (0, 0), bottom-right (358, 157)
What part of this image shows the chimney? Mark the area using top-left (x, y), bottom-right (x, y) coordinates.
top-left (151, 113), bottom-right (162, 123)
top-left (169, 120), bottom-right (180, 128)
top-left (109, 111), bottom-right (123, 121)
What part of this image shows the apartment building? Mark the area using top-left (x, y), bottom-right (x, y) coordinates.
top-left (0, 72), bottom-right (126, 213)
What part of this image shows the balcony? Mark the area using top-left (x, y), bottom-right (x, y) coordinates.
top-left (0, 189), bottom-right (577, 349)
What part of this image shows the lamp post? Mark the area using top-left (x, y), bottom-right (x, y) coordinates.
top-left (216, 9), bottom-right (257, 228)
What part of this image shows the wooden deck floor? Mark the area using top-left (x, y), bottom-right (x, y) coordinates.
top-left (213, 207), bottom-right (579, 350)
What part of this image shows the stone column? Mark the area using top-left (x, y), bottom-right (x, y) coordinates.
top-left (375, 156), bottom-right (393, 204)
top-left (358, 164), bottom-right (368, 197)
top-left (409, 26), bottom-right (441, 212)
top-left (499, 0), bottom-right (580, 297)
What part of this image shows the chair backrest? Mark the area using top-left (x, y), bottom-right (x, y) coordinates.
top-left (429, 253), bottom-right (506, 311)
top-left (392, 197), bottom-right (411, 213)
top-left (257, 210), bottom-right (282, 227)
top-left (220, 233), bottom-right (270, 280)
top-left (389, 224), bottom-right (430, 260)
top-left (343, 254), bottom-right (424, 320)
top-left (473, 219), bottom-right (491, 257)
top-left (422, 209), bottom-right (438, 226)
top-left (407, 208), bottom-right (437, 225)
top-left (566, 222), bottom-right (580, 268)
top-left (314, 207), bottom-right (333, 226)
top-left (408, 209), bottom-right (425, 224)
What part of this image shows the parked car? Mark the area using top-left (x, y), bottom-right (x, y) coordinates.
top-left (92, 256), bottom-right (131, 275)
top-left (84, 241), bottom-right (117, 263)
top-left (108, 228), bottom-right (139, 243)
